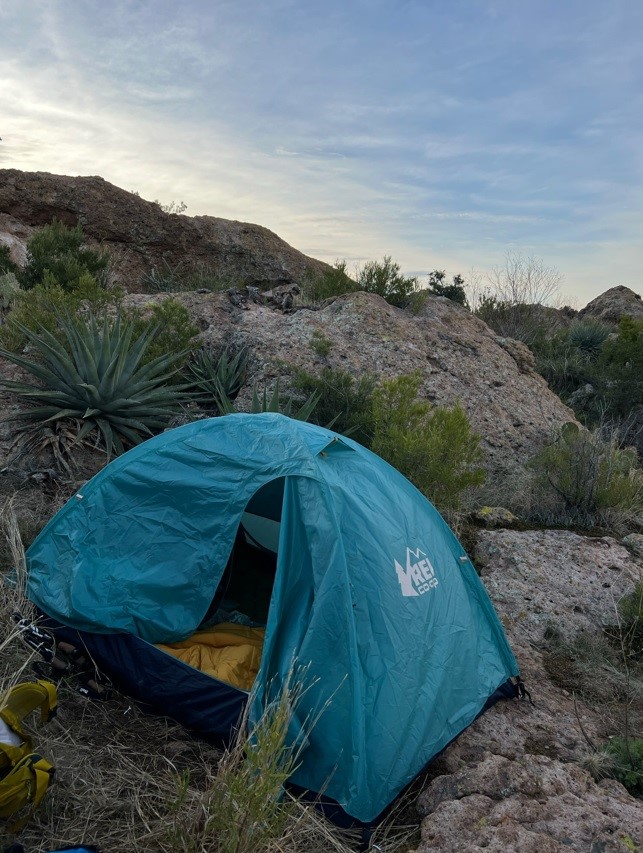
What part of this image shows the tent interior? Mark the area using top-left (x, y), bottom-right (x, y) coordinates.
top-left (156, 478), bottom-right (285, 691)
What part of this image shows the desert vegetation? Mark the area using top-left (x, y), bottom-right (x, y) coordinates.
top-left (1, 217), bottom-right (642, 849)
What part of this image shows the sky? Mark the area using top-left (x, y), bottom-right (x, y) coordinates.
top-left (1, 0), bottom-right (642, 305)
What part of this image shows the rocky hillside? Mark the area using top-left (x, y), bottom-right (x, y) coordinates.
top-left (120, 288), bottom-right (577, 478)
top-left (0, 169), bottom-right (328, 288)
top-left (0, 169), bottom-right (642, 852)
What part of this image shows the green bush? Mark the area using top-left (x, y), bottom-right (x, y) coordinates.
top-left (0, 245), bottom-right (17, 276)
top-left (0, 281), bottom-right (123, 353)
top-left (475, 295), bottom-right (552, 349)
top-left (294, 367), bottom-right (376, 446)
top-left (371, 373), bottom-right (485, 511)
top-left (0, 312), bottom-right (188, 462)
top-left (300, 260), bottom-right (358, 304)
top-left (528, 422), bottom-right (643, 528)
top-left (599, 317), bottom-right (643, 416)
top-left (357, 256), bottom-right (418, 308)
top-left (426, 270), bottom-right (469, 307)
top-left (308, 329), bottom-right (332, 358)
top-left (19, 219), bottom-right (110, 292)
top-left (604, 737), bottom-right (643, 797)
top-left (126, 299), bottom-right (201, 373)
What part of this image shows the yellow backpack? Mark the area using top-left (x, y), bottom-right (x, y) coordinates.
top-left (0, 680), bottom-right (57, 829)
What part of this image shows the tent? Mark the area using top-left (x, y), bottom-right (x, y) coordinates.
top-left (26, 413), bottom-right (519, 823)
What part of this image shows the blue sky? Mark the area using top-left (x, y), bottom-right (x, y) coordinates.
top-left (1, 0), bottom-right (642, 304)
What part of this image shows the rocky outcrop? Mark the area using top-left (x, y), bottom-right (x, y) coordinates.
top-left (0, 169), bottom-right (328, 289)
top-left (579, 285), bottom-right (643, 325)
top-left (121, 288), bottom-right (576, 476)
top-left (414, 529), bottom-right (643, 853)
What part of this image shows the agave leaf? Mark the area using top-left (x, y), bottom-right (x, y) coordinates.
top-left (96, 322), bottom-right (136, 398)
top-left (293, 389), bottom-right (321, 422)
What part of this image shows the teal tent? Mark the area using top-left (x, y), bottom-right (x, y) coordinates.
top-left (27, 413), bottom-right (518, 822)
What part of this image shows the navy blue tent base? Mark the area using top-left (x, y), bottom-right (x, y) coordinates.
top-left (39, 615), bottom-right (248, 744)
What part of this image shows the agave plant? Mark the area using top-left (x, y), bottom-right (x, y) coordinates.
top-left (0, 312), bottom-right (188, 460)
top-left (249, 378), bottom-right (321, 421)
top-left (188, 345), bottom-right (250, 414)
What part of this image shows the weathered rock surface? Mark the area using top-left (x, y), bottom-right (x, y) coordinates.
top-left (0, 169), bottom-right (328, 289)
top-left (414, 529), bottom-right (643, 853)
top-left (119, 288), bottom-right (576, 477)
top-left (579, 285), bottom-right (643, 324)
top-left (419, 754), bottom-right (643, 852)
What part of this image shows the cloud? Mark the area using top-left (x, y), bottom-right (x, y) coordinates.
top-left (1, 0), bottom-right (642, 305)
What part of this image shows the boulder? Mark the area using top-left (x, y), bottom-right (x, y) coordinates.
top-left (0, 169), bottom-right (328, 290)
top-left (413, 529), bottom-right (643, 853)
top-left (579, 286), bottom-right (643, 325)
top-left (120, 289), bottom-right (577, 477)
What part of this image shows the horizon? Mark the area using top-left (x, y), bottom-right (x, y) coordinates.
top-left (1, 1), bottom-right (642, 306)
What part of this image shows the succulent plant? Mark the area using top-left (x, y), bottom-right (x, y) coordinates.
top-left (188, 345), bottom-right (250, 413)
top-left (0, 312), bottom-right (188, 460)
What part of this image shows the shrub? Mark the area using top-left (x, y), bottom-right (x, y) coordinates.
top-left (294, 368), bottom-right (376, 446)
top-left (309, 329), bottom-right (332, 358)
top-left (371, 373), bottom-right (485, 511)
top-left (141, 257), bottom-right (242, 294)
top-left (19, 219), bottom-right (110, 292)
top-left (599, 317), bottom-right (643, 416)
top-left (0, 312), bottom-right (188, 461)
top-left (426, 270), bottom-right (469, 307)
top-left (357, 256), bottom-right (418, 308)
top-left (141, 257), bottom-right (188, 292)
top-left (0, 245), bottom-right (17, 275)
top-left (603, 737), bottom-right (643, 797)
top-left (0, 272), bottom-right (20, 310)
top-left (616, 581), bottom-right (643, 660)
top-left (0, 282), bottom-right (123, 353)
top-left (126, 299), bottom-right (201, 374)
top-left (300, 260), bottom-right (358, 304)
top-left (528, 422), bottom-right (643, 529)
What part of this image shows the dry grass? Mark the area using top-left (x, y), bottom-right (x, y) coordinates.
top-left (0, 502), bottom-right (422, 853)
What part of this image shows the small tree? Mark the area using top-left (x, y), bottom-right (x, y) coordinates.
top-left (371, 374), bottom-right (485, 511)
top-left (357, 256), bottom-right (418, 308)
top-left (475, 251), bottom-right (564, 346)
top-left (486, 250), bottom-right (563, 306)
top-left (426, 270), bottom-right (469, 307)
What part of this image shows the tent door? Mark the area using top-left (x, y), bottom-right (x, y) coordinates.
top-left (204, 477), bottom-right (285, 628)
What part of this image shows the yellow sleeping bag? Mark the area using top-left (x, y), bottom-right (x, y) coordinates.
top-left (157, 622), bottom-right (265, 691)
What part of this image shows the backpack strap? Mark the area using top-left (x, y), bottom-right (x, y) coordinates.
top-left (0, 681), bottom-right (57, 829)
top-left (0, 753), bottom-right (55, 829)
top-left (0, 680), bottom-right (57, 743)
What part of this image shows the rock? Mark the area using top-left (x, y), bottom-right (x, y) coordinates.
top-left (579, 286), bottom-right (643, 325)
top-left (0, 169), bottom-right (328, 290)
top-left (474, 529), bottom-right (640, 643)
top-left (418, 754), bottom-right (643, 852)
top-left (411, 529), bottom-right (643, 853)
top-left (471, 506), bottom-right (520, 528)
top-left (567, 382), bottom-right (595, 409)
top-left (118, 289), bottom-right (577, 477)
